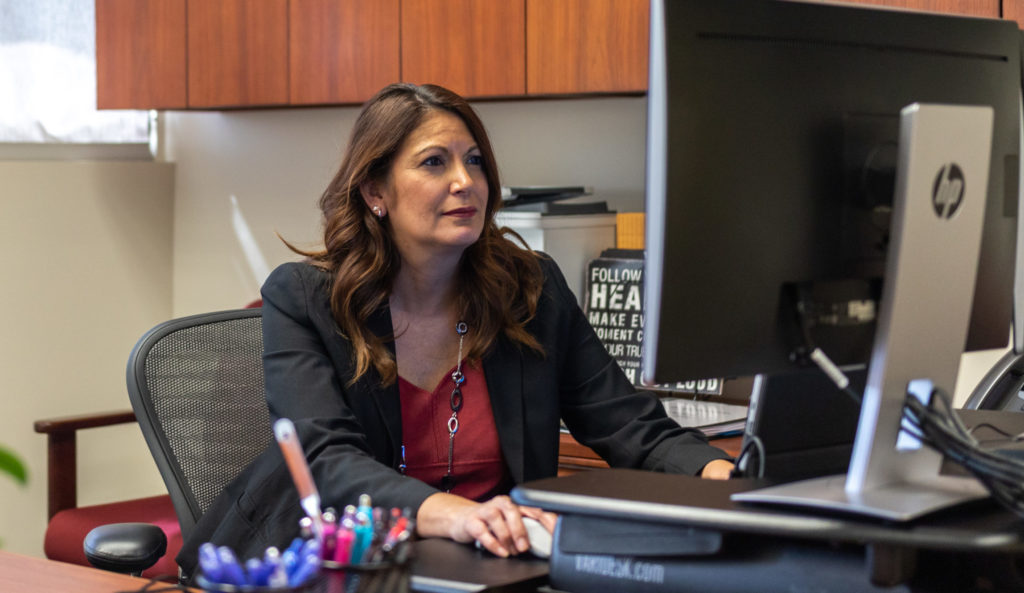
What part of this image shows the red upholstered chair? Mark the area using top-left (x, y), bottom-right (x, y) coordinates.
top-left (34, 411), bottom-right (182, 579)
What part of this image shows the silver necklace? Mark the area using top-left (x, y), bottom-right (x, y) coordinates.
top-left (399, 321), bottom-right (468, 493)
top-left (441, 321), bottom-right (468, 492)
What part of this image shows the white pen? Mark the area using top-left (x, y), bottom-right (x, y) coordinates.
top-left (273, 418), bottom-right (324, 539)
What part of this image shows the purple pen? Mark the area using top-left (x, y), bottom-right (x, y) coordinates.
top-left (264, 547), bottom-right (288, 588)
top-left (288, 550), bottom-right (321, 587)
top-left (285, 536), bottom-right (305, 557)
top-left (282, 548), bottom-right (299, 577)
top-left (298, 537), bottom-right (321, 563)
top-left (341, 504), bottom-right (357, 527)
top-left (245, 557), bottom-right (269, 587)
top-left (216, 546), bottom-right (247, 586)
top-left (197, 543), bottom-right (223, 583)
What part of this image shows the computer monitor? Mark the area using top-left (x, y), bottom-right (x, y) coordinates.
top-left (642, 0), bottom-right (1022, 520)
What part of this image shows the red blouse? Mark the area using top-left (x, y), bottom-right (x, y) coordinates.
top-left (398, 363), bottom-right (513, 501)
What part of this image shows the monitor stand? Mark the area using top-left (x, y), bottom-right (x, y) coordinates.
top-left (733, 103), bottom-right (994, 521)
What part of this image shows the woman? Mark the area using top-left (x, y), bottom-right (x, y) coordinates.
top-left (178, 83), bottom-right (732, 574)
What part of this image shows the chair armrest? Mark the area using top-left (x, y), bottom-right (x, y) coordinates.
top-left (34, 410), bottom-right (136, 433)
top-left (84, 522), bottom-right (167, 576)
top-left (34, 410), bottom-right (137, 519)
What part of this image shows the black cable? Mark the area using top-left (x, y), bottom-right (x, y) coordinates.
top-left (792, 291), bottom-right (863, 406)
top-left (114, 577), bottom-right (189, 593)
top-left (839, 381), bottom-right (863, 407)
top-left (733, 434), bottom-right (766, 478)
top-left (902, 386), bottom-right (1024, 519)
top-left (803, 337), bottom-right (1024, 518)
top-left (806, 347), bottom-right (863, 406)
top-left (968, 422), bottom-right (1024, 441)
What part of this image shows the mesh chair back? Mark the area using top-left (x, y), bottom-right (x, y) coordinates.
top-left (965, 350), bottom-right (1024, 412)
top-left (127, 309), bottom-right (271, 541)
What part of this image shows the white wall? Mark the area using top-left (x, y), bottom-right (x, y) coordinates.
top-left (956, 346), bottom-right (1011, 405)
top-left (163, 97), bottom-right (649, 316)
top-left (0, 161), bottom-right (174, 556)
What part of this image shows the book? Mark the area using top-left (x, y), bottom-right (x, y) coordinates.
top-left (616, 212), bottom-right (645, 249)
top-left (503, 200), bottom-right (610, 215)
top-left (659, 397), bottom-right (747, 437)
top-left (500, 185), bottom-right (593, 207)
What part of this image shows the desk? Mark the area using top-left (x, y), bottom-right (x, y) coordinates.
top-left (513, 470), bottom-right (1024, 592)
top-left (0, 550), bottom-right (165, 593)
top-left (520, 406), bottom-right (1024, 592)
top-left (0, 547), bottom-right (545, 593)
top-left (0, 545), bottom-right (541, 593)
top-left (410, 538), bottom-right (549, 592)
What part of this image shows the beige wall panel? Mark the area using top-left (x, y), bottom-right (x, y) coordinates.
top-left (0, 161), bottom-right (174, 556)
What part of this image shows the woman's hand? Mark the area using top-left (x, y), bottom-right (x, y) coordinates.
top-left (700, 458), bottom-right (735, 480)
top-left (416, 493), bottom-right (557, 557)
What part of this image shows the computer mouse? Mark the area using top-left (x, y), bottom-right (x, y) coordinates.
top-left (521, 517), bottom-right (552, 559)
top-left (473, 517), bottom-right (553, 558)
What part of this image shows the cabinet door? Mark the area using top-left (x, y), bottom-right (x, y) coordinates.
top-left (526, 0), bottom-right (649, 95)
top-left (290, 0), bottom-right (400, 105)
top-left (1005, 0), bottom-right (1024, 27)
top-left (187, 0), bottom-right (289, 108)
top-left (96, 0), bottom-right (187, 109)
top-left (401, 0), bottom-right (525, 98)
top-left (842, 0), bottom-right (998, 17)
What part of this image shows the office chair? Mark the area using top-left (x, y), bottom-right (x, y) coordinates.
top-left (85, 308), bottom-right (272, 577)
top-left (964, 350), bottom-right (1024, 412)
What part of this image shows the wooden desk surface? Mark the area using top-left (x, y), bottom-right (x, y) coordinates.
top-left (558, 431), bottom-right (742, 474)
top-left (0, 551), bottom-right (169, 593)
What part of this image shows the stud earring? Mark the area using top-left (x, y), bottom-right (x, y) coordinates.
top-left (372, 206), bottom-right (385, 218)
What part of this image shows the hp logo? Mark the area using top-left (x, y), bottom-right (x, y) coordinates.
top-left (932, 163), bottom-right (964, 219)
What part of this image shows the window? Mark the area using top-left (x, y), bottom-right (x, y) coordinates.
top-left (0, 0), bottom-right (153, 158)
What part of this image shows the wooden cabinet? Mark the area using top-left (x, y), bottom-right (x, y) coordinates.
top-left (187, 0), bottom-right (289, 108)
top-left (95, 0), bottom-right (636, 109)
top-left (401, 0), bottom-right (525, 99)
top-left (289, 0), bottom-right (400, 105)
top-left (527, 0), bottom-right (649, 96)
top-left (95, 0), bottom-right (187, 109)
top-left (1006, 0), bottom-right (1024, 26)
top-left (97, 0), bottom-right (1017, 110)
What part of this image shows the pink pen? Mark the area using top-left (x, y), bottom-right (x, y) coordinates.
top-left (333, 522), bottom-right (355, 565)
top-left (273, 418), bottom-right (324, 539)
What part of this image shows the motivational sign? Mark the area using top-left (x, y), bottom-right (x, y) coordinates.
top-left (584, 252), bottom-right (722, 395)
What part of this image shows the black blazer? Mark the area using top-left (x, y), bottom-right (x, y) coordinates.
top-left (177, 257), bottom-right (730, 574)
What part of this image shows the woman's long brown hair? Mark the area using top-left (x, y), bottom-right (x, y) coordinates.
top-left (293, 83), bottom-right (544, 385)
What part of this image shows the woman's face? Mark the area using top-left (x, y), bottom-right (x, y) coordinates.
top-left (368, 109), bottom-right (489, 262)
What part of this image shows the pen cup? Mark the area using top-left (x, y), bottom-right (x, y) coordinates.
top-left (320, 557), bottom-right (411, 593)
top-left (195, 574), bottom-right (325, 593)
